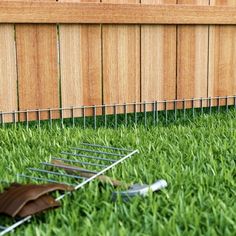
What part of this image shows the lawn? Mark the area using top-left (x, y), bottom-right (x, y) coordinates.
top-left (0, 110), bottom-right (235, 236)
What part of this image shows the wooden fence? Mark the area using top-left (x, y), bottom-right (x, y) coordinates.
top-left (0, 0), bottom-right (236, 122)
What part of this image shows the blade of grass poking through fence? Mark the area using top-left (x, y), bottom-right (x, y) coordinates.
top-left (16, 0), bottom-right (59, 122)
top-left (102, 0), bottom-right (140, 115)
top-left (209, 0), bottom-right (236, 107)
top-left (177, 0), bottom-right (209, 109)
top-left (141, 0), bottom-right (177, 112)
top-left (59, 0), bottom-right (102, 119)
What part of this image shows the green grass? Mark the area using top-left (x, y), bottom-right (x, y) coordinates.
top-left (0, 110), bottom-right (235, 236)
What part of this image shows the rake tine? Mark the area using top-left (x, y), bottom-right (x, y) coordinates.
top-left (81, 143), bottom-right (133, 152)
top-left (41, 162), bottom-right (98, 174)
top-left (18, 174), bottom-right (75, 186)
top-left (61, 151), bottom-right (117, 162)
top-left (28, 167), bottom-right (85, 180)
top-left (72, 147), bottom-right (125, 157)
top-left (52, 157), bottom-right (108, 168)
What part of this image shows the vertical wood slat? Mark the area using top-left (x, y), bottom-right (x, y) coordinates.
top-left (177, 0), bottom-right (209, 108)
top-left (141, 0), bottom-right (177, 111)
top-left (209, 0), bottom-right (236, 106)
top-left (59, 0), bottom-right (102, 118)
top-left (102, 0), bottom-right (140, 114)
top-left (16, 0), bottom-right (59, 121)
top-left (0, 24), bottom-right (18, 123)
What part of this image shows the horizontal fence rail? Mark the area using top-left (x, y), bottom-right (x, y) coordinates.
top-left (0, 2), bottom-right (236, 24)
top-left (1, 96), bottom-right (235, 129)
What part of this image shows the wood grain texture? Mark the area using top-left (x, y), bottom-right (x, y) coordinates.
top-left (16, 0), bottom-right (59, 121)
top-left (141, 0), bottom-right (177, 111)
top-left (102, 0), bottom-right (140, 114)
top-left (177, 0), bottom-right (209, 108)
top-left (59, 0), bottom-right (102, 118)
top-left (209, 0), bottom-right (236, 106)
top-left (0, 24), bottom-right (17, 123)
top-left (1, 2), bottom-right (236, 24)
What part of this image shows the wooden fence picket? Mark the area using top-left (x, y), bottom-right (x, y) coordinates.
top-left (16, 0), bottom-right (59, 121)
top-left (177, 0), bottom-right (209, 109)
top-left (209, 0), bottom-right (236, 106)
top-left (141, 0), bottom-right (177, 111)
top-left (0, 24), bottom-right (18, 123)
top-left (59, 0), bottom-right (102, 118)
top-left (102, 0), bottom-right (141, 114)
